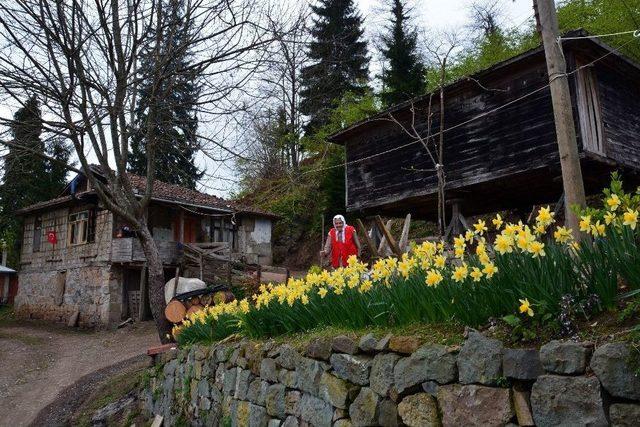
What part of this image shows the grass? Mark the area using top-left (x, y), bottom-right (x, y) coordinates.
top-left (0, 305), bottom-right (15, 326)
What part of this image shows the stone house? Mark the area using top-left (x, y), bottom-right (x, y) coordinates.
top-left (15, 169), bottom-right (276, 327)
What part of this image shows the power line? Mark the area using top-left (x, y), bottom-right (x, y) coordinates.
top-left (561, 29), bottom-right (640, 40)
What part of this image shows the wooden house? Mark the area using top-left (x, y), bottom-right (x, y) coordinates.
top-left (15, 169), bottom-right (276, 327)
top-left (329, 32), bottom-right (640, 220)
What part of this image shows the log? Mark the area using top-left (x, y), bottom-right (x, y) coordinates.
top-left (375, 216), bottom-right (403, 257)
top-left (398, 214), bottom-right (412, 252)
top-left (186, 304), bottom-right (204, 316)
top-left (165, 299), bottom-right (187, 323)
top-left (356, 218), bottom-right (379, 259)
top-left (377, 219), bottom-right (395, 256)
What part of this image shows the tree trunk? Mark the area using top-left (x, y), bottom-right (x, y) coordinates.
top-left (137, 224), bottom-right (172, 343)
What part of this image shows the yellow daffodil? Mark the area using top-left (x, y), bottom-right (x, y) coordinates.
top-left (591, 220), bottom-right (606, 237)
top-left (494, 233), bottom-right (513, 254)
top-left (533, 223), bottom-right (546, 235)
top-left (604, 211), bottom-right (616, 225)
top-left (470, 267), bottom-right (483, 282)
top-left (606, 194), bottom-right (621, 211)
top-left (359, 280), bottom-right (373, 293)
top-left (528, 241), bottom-right (545, 258)
top-left (452, 264), bottom-right (469, 282)
top-left (425, 269), bottom-right (443, 287)
top-left (492, 214), bottom-right (503, 230)
top-left (474, 220), bottom-right (488, 236)
top-left (553, 226), bottom-right (573, 243)
top-left (535, 206), bottom-right (554, 226)
top-left (623, 208), bottom-right (638, 230)
top-left (579, 215), bottom-right (591, 232)
top-left (434, 255), bottom-right (446, 268)
top-left (464, 229), bottom-right (475, 242)
top-left (318, 287), bottom-right (328, 298)
top-left (519, 298), bottom-right (534, 316)
top-left (482, 262), bottom-right (498, 278)
top-left (239, 299), bottom-right (250, 314)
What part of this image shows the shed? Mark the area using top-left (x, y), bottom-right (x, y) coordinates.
top-left (329, 31), bottom-right (640, 219)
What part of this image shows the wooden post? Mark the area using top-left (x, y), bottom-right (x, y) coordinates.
top-left (138, 264), bottom-right (148, 321)
top-left (398, 214), bottom-right (412, 252)
top-left (356, 218), bottom-right (379, 259)
top-left (374, 216), bottom-right (402, 257)
top-left (533, 0), bottom-right (586, 237)
top-left (199, 253), bottom-right (204, 281)
top-left (377, 219), bottom-right (394, 256)
top-left (178, 210), bottom-right (185, 243)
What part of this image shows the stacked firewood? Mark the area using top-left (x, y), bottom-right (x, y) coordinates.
top-left (164, 288), bottom-right (235, 324)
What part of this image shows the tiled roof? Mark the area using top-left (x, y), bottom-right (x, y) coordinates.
top-left (17, 169), bottom-right (277, 218)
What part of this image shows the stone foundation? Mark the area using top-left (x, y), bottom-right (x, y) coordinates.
top-left (142, 331), bottom-right (640, 426)
top-left (15, 265), bottom-right (122, 327)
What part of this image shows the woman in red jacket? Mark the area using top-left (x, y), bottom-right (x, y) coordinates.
top-left (320, 215), bottom-right (361, 269)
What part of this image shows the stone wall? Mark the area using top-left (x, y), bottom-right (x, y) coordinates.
top-left (142, 331), bottom-right (640, 426)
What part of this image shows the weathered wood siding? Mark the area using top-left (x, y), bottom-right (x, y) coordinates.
top-left (596, 62), bottom-right (640, 169)
top-left (111, 238), bottom-right (181, 264)
top-left (344, 55), bottom-right (560, 213)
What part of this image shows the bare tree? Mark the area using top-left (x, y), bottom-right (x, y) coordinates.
top-left (383, 31), bottom-right (459, 237)
top-left (468, 0), bottom-right (504, 39)
top-left (0, 0), bottom-right (276, 341)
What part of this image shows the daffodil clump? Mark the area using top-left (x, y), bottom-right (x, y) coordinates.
top-left (174, 174), bottom-right (640, 346)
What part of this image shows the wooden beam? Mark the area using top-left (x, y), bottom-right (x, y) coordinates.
top-left (138, 263), bottom-right (148, 321)
top-left (179, 210), bottom-right (185, 243)
top-left (398, 214), bottom-right (411, 252)
top-left (356, 218), bottom-right (379, 259)
top-left (377, 219), bottom-right (394, 256)
top-left (374, 216), bottom-right (402, 257)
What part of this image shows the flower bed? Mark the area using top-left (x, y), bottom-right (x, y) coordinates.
top-left (174, 175), bottom-right (640, 346)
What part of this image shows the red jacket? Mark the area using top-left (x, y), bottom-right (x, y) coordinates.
top-left (329, 225), bottom-right (358, 268)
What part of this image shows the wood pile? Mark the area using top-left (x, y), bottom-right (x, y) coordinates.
top-left (164, 287), bottom-right (235, 323)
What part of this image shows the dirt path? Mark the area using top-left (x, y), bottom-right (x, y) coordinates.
top-left (0, 321), bottom-right (159, 427)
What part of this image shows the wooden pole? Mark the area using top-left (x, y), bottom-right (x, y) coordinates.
top-left (533, 0), bottom-right (586, 237)
top-left (138, 264), bottom-right (148, 321)
top-left (356, 218), bottom-right (379, 259)
top-left (374, 216), bottom-right (403, 257)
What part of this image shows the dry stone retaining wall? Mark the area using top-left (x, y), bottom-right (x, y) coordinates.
top-left (142, 331), bottom-right (640, 426)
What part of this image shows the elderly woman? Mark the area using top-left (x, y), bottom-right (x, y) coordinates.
top-left (320, 215), bottom-right (361, 269)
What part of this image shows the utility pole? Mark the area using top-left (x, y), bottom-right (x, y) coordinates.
top-left (533, 0), bottom-right (586, 237)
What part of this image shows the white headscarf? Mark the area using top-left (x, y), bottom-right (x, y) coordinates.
top-left (333, 214), bottom-right (347, 242)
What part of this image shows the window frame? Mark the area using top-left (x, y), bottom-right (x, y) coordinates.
top-left (68, 210), bottom-right (90, 246)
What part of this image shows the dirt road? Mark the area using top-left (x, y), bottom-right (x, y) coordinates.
top-left (0, 320), bottom-right (159, 427)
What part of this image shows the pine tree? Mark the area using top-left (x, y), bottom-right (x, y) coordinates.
top-left (128, 0), bottom-right (203, 189)
top-left (379, 0), bottom-right (425, 106)
top-left (300, 0), bottom-right (370, 133)
top-left (0, 96), bottom-right (71, 266)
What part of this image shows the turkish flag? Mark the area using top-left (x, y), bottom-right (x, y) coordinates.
top-left (47, 230), bottom-right (57, 245)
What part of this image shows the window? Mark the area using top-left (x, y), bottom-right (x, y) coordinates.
top-left (576, 63), bottom-right (604, 154)
top-left (211, 217), bottom-right (236, 247)
top-left (68, 209), bottom-right (96, 245)
top-left (33, 217), bottom-right (42, 252)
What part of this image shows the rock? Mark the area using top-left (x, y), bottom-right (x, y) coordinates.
top-left (437, 384), bottom-right (514, 427)
top-left (458, 331), bottom-right (502, 385)
top-left (388, 336), bottom-right (421, 354)
top-left (319, 372), bottom-right (357, 409)
top-left (278, 369), bottom-right (298, 388)
top-left (197, 378), bottom-right (210, 399)
top-left (282, 416), bottom-right (299, 427)
top-left (393, 345), bottom-right (457, 394)
top-left (591, 342), bottom-right (640, 400)
top-left (397, 393), bottom-right (439, 427)
top-left (215, 344), bottom-right (231, 363)
top-left (530, 375), bottom-right (607, 426)
top-left (268, 419), bottom-right (282, 427)
top-left (503, 349), bottom-right (543, 380)
top-left (539, 340), bottom-right (591, 375)
top-left (334, 407), bottom-right (348, 422)
top-left (349, 387), bottom-right (379, 426)
top-left (297, 393), bottom-right (334, 427)
top-left (330, 354), bottom-right (372, 386)
top-left (276, 345), bottom-right (302, 370)
top-left (231, 400), bottom-right (270, 427)
top-left (247, 379), bottom-right (269, 406)
top-left (359, 333), bottom-right (378, 353)
top-left (334, 420), bottom-right (353, 427)
top-left (266, 383), bottom-right (286, 418)
top-left (370, 353), bottom-right (400, 397)
top-left (610, 403), bottom-right (640, 427)
top-left (375, 334), bottom-right (392, 351)
top-left (261, 358), bottom-right (280, 382)
top-left (235, 369), bottom-right (253, 400)
top-left (285, 390), bottom-right (301, 415)
top-left (421, 381), bottom-right (439, 396)
top-left (223, 367), bottom-right (239, 395)
top-left (512, 388), bottom-right (534, 426)
top-left (306, 337), bottom-right (333, 361)
top-left (378, 399), bottom-right (399, 427)
top-left (90, 394), bottom-right (136, 426)
top-left (297, 357), bottom-right (328, 395)
top-left (333, 335), bottom-right (359, 354)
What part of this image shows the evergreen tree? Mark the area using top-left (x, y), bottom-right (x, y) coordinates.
top-left (379, 0), bottom-right (425, 106)
top-left (0, 96), bottom-right (71, 266)
top-left (300, 0), bottom-right (370, 133)
top-left (128, 0), bottom-right (203, 189)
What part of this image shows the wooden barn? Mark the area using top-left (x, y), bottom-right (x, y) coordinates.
top-left (329, 31), bottom-right (640, 221)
